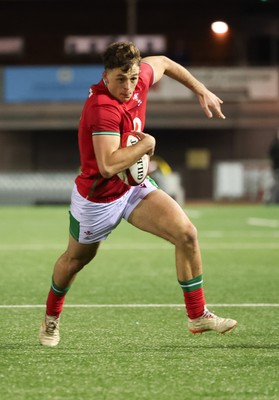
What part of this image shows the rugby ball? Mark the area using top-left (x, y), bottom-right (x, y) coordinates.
top-left (117, 132), bottom-right (149, 186)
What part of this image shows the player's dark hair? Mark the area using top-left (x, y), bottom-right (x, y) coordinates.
top-left (103, 41), bottom-right (141, 72)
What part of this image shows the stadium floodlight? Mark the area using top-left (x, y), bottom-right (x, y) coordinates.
top-left (211, 21), bottom-right (229, 35)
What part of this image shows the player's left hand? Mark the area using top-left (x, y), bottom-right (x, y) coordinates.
top-left (198, 89), bottom-right (226, 119)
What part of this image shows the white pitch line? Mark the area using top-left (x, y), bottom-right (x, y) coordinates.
top-left (247, 217), bottom-right (279, 228)
top-left (0, 243), bottom-right (279, 251)
top-left (0, 303), bottom-right (279, 309)
top-left (0, 243), bottom-right (172, 251)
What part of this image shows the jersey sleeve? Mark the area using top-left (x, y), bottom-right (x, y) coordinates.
top-left (89, 103), bottom-right (122, 134)
top-left (140, 61), bottom-right (155, 87)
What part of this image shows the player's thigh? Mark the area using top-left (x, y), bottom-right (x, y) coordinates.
top-left (128, 189), bottom-right (192, 243)
top-left (66, 234), bottom-right (101, 264)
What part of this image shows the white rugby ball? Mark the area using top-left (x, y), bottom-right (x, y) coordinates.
top-left (117, 132), bottom-right (149, 186)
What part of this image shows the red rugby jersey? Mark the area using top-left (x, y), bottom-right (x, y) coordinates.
top-left (75, 62), bottom-right (154, 203)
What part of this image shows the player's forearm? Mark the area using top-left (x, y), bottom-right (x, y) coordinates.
top-left (163, 57), bottom-right (206, 96)
top-left (99, 138), bottom-right (153, 179)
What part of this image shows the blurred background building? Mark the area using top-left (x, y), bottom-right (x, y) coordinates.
top-left (0, 0), bottom-right (279, 204)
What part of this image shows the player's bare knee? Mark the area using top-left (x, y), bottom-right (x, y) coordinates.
top-left (64, 252), bottom-right (95, 274)
top-left (175, 222), bottom-right (198, 249)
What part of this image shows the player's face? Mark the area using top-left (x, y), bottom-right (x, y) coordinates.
top-left (103, 64), bottom-right (140, 103)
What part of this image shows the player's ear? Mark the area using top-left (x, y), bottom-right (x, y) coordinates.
top-left (102, 72), bottom-right (108, 86)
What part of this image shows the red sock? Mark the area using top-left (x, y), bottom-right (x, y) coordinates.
top-left (46, 289), bottom-right (66, 318)
top-left (183, 287), bottom-right (206, 319)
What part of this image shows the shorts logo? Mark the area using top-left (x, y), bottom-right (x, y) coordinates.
top-left (83, 230), bottom-right (94, 240)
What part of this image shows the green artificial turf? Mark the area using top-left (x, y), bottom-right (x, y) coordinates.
top-left (0, 204), bottom-right (278, 400)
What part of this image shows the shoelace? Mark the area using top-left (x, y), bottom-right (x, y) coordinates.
top-left (202, 309), bottom-right (215, 319)
top-left (46, 320), bottom-right (58, 334)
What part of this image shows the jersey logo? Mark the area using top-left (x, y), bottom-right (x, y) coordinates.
top-left (132, 92), bottom-right (142, 107)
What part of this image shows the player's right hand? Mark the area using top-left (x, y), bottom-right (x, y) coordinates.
top-left (133, 131), bottom-right (156, 156)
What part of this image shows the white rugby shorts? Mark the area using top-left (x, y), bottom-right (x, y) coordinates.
top-left (69, 178), bottom-right (158, 244)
